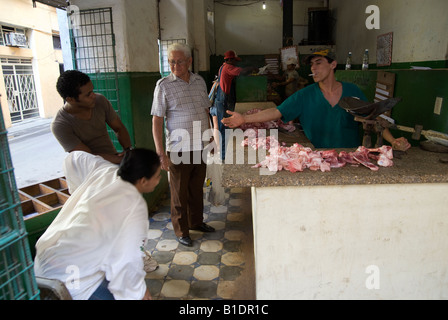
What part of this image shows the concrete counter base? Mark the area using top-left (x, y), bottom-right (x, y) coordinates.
top-left (251, 183), bottom-right (448, 299)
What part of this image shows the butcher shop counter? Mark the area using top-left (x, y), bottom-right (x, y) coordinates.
top-left (223, 102), bottom-right (448, 300)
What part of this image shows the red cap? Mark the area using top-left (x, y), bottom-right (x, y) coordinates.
top-left (224, 50), bottom-right (242, 61)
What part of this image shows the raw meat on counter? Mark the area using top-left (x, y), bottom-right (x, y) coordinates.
top-left (239, 108), bottom-right (296, 132)
top-left (242, 134), bottom-right (394, 172)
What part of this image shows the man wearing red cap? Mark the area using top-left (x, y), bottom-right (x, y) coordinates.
top-left (210, 50), bottom-right (254, 160)
top-left (219, 50), bottom-right (243, 99)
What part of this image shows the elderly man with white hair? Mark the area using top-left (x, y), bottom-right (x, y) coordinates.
top-left (151, 43), bottom-right (215, 247)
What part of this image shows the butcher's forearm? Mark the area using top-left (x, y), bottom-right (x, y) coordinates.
top-left (244, 108), bottom-right (282, 124)
top-left (382, 128), bottom-right (394, 144)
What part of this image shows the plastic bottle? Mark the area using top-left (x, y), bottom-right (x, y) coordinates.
top-left (362, 49), bottom-right (369, 70)
top-left (345, 52), bottom-right (352, 70)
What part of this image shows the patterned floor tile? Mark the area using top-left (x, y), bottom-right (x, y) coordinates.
top-left (161, 279), bottom-right (190, 298)
top-left (189, 280), bottom-right (218, 299)
top-left (197, 252), bottom-right (220, 265)
top-left (167, 264), bottom-right (194, 281)
top-left (217, 280), bottom-right (237, 299)
top-left (227, 212), bottom-right (245, 222)
top-left (147, 229), bottom-right (163, 239)
top-left (172, 251), bottom-right (197, 265)
top-left (156, 239), bottom-right (179, 251)
top-left (145, 264), bottom-right (169, 280)
top-left (220, 265), bottom-right (244, 281)
top-left (193, 265), bottom-right (220, 281)
top-left (221, 252), bottom-right (244, 266)
top-left (224, 230), bottom-right (245, 241)
top-left (200, 240), bottom-right (223, 252)
top-left (146, 187), bottom-right (255, 300)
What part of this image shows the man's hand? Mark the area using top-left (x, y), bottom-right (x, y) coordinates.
top-left (392, 137), bottom-right (411, 151)
top-left (221, 110), bottom-right (245, 128)
top-left (159, 153), bottom-right (172, 171)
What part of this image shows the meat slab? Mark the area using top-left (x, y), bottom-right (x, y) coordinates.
top-left (242, 134), bottom-right (394, 173)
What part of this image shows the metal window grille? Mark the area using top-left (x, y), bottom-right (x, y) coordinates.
top-left (68, 7), bottom-right (120, 115)
top-left (1, 58), bottom-right (39, 123)
top-left (68, 7), bottom-right (122, 147)
top-left (159, 39), bottom-right (186, 77)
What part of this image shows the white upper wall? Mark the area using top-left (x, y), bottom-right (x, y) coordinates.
top-left (123, 0), bottom-right (159, 72)
top-left (53, 0), bottom-right (448, 74)
top-left (214, 0), bottom-right (283, 55)
top-left (331, 0), bottom-right (448, 64)
top-left (71, 0), bottom-right (159, 72)
top-left (212, 0), bottom-right (447, 64)
top-left (159, 0), bottom-right (189, 41)
top-left (213, 0), bottom-right (324, 55)
top-left (159, 0), bottom-right (211, 72)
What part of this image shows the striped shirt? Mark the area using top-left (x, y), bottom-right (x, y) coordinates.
top-left (151, 72), bottom-right (211, 152)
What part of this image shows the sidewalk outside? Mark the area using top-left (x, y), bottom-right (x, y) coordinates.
top-left (7, 117), bottom-right (53, 142)
top-left (7, 117), bottom-right (67, 188)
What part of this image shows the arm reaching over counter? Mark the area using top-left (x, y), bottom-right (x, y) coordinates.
top-left (222, 108), bottom-right (283, 129)
top-left (223, 48), bottom-right (412, 151)
top-left (223, 108), bottom-right (411, 152)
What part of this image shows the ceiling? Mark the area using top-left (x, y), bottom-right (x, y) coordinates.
top-left (32, 0), bottom-right (68, 9)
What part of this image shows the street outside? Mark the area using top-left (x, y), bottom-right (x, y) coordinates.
top-left (7, 117), bottom-right (67, 189)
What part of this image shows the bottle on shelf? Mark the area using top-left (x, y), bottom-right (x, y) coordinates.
top-left (345, 52), bottom-right (352, 70)
top-left (362, 49), bottom-right (369, 70)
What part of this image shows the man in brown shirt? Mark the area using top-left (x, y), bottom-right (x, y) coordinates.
top-left (52, 70), bottom-right (132, 164)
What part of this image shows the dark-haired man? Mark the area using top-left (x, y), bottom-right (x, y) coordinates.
top-left (52, 70), bottom-right (132, 164)
top-left (222, 49), bottom-right (410, 150)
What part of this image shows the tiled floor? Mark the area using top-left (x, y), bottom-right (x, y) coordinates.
top-left (143, 186), bottom-right (255, 300)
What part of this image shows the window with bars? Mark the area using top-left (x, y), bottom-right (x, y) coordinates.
top-left (68, 7), bottom-right (120, 113)
top-left (1, 58), bottom-right (39, 123)
top-left (158, 39), bottom-right (186, 77)
top-left (68, 7), bottom-right (123, 148)
top-left (69, 8), bottom-right (116, 74)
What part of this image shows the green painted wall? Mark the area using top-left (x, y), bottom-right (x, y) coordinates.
top-left (236, 76), bottom-right (268, 102)
top-left (336, 69), bottom-right (448, 146)
top-left (116, 72), bottom-right (169, 213)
